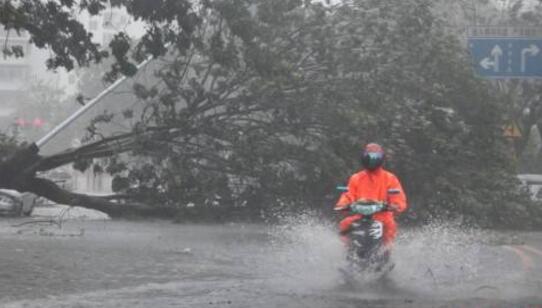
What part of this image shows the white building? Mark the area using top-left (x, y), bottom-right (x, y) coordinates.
top-left (0, 4), bottom-right (142, 195)
top-left (0, 3), bottom-right (141, 125)
top-left (0, 29), bottom-right (33, 122)
top-left (79, 5), bottom-right (144, 47)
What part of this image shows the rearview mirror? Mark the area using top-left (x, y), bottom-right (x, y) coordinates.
top-left (336, 185), bottom-right (348, 192)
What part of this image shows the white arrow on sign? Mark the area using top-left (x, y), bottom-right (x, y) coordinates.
top-left (480, 45), bottom-right (503, 72)
top-left (521, 44), bottom-right (540, 73)
top-left (480, 57), bottom-right (495, 70)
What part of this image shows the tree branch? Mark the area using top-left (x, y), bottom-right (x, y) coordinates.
top-left (12, 177), bottom-right (159, 218)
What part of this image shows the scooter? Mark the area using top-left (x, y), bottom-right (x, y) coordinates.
top-left (335, 187), bottom-right (393, 276)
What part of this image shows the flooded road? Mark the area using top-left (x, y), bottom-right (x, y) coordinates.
top-left (0, 216), bottom-right (541, 307)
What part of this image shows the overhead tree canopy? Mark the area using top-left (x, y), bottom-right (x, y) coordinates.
top-left (0, 0), bottom-right (199, 79)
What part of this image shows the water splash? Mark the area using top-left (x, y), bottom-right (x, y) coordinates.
top-left (392, 221), bottom-right (489, 298)
top-left (262, 211), bottom-right (347, 291)
top-left (262, 214), bottom-right (501, 299)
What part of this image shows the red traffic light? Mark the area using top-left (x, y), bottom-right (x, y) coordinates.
top-left (15, 118), bottom-right (45, 128)
top-left (32, 118), bottom-right (44, 128)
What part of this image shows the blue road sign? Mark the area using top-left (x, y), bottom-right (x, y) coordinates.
top-left (468, 38), bottom-right (542, 78)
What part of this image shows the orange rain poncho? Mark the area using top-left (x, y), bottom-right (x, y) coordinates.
top-left (335, 167), bottom-right (407, 246)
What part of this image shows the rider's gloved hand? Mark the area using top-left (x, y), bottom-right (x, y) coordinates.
top-left (386, 203), bottom-right (401, 212)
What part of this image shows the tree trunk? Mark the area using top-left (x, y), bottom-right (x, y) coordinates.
top-left (0, 142), bottom-right (170, 218)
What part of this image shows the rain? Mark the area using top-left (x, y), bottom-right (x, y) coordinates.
top-left (0, 0), bottom-right (541, 307)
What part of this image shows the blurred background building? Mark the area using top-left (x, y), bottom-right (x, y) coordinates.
top-left (0, 4), bottom-right (142, 196)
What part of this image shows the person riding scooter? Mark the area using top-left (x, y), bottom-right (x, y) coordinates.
top-left (335, 143), bottom-right (407, 263)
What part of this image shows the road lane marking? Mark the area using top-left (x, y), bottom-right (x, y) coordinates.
top-left (519, 245), bottom-right (542, 258)
top-left (503, 245), bottom-right (534, 271)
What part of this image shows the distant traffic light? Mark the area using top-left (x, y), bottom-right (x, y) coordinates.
top-left (15, 117), bottom-right (45, 128)
top-left (15, 118), bottom-right (27, 127)
top-left (32, 117), bottom-right (44, 128)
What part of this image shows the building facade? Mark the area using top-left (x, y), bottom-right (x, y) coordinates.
top-left (0, 28), bottom-right (32, 125)
top-left (0, 4), bottom-right (139, 195)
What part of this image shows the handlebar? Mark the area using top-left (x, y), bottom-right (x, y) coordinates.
top-left (334, 186), bottom-right (392, 215)
top-left (335, 200), bottom-right (389, 215)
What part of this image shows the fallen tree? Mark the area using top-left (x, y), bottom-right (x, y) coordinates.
top-left (0, 0), bottom-right (539, 228)
top-left (0, 133), bottom-right (172, 218)
top-left (0, 0), bottom-right (202, 217)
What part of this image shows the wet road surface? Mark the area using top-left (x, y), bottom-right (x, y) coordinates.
top-left (0, 216), bottom-right (541, 307)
